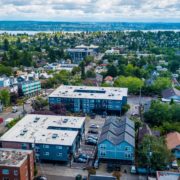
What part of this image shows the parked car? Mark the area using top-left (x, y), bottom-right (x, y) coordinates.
top-left (94, 159), bottom-right (99, 169)
top-left (90, 113), bottom-right (96, 119)
top-left (130, 166), bottom-right (137, 174)
top-left (85, 138), bottom-right (97, 145)
top-left (76, 157), bottom-right (87, 163)
top-left (78, 154), bottom-right (90, 160)
top-left (35, 176), bottom-right (47, 180)
top-left (87, 135), bottom-right (98, 141)
top-left (12, 106), bottom-right (18, 113)
top-left (171, 160), bottom-right (178, 169)
top-left (102, 111), bottom-right (107, 118)
top-left (88, 129), bottom-right (99, 134)
top-left (89, 124), bottom-right (99, 129)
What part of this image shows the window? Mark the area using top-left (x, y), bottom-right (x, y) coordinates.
top-left (14, 170), bottom-right (18, 176)
top-left (56, 146), bottom-right (62, 149)
top-left (57, 153), bottom-right (62, 156)
top-left (125, 146), bottom-right (130, 151)
top-left (100, 144), bottom-right (106, 149)
top-left (44, 152), bottom-right (49, 156)
top-left (43, 145), bottom-right (49, 149)
top-left (100, 151), bottom-right (106, 156)
top-left (125, 153), bottom-right (131, 158)
top-left (2, 169), bottom-right (9, 175)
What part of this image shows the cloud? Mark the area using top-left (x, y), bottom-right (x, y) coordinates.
top-left (0, 0), bottom-right (179, 21)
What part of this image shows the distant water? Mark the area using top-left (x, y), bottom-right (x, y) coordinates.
top-left (0, 21), bottom-right (180, 34)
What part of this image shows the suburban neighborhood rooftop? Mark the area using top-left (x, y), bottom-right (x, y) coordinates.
top-left (49, 85), bottom-right (128, 100)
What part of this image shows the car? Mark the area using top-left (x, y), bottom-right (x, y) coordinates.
top-left (85, 138), bottom-right (97, 145)
top-left (77, 157), bottom-right (87, 163)
top-left (171, 160), bottom-right (178, 169)
top-left (87, 135), bottom-right (98, 141)
top-left (94, 159), bottom-right (99, 169)
top-left (89, 124), bottom-right (99, 129)
top-left (88, 129), bottom-right (99, 134)
top-left (12, 106), bottom-right (18, 113)
top-left (90, 113), bottom-right (96, 119)
top-left (102, 111), bottom-right (107, 118)
top-left (35, 176), bottom-right (47, 180)
top-left (79, 154), bottom-right (90, 160)
top-left (130, 166), bottom-right (137, 174)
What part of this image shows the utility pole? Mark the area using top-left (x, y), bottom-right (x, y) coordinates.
top-left (139, 87), bottom-right (143, 122)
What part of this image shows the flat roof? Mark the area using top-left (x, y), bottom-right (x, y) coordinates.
top-left (0, 148), bottom-right (32, 167)
top-left (49, 85), bottom-right (128, 100)
top-left (0, 114), bottom-right (82, 146)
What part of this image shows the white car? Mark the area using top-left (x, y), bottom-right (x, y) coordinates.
top-left (171, 160), bottom-right (178, 169)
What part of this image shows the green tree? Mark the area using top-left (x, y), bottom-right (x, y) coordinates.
top-left (0, 65), bottom-right (12, 76)
top-left (114, 76), bottom-right (144, 94)
top-left (138, 135), bottom-right (172, 171)
top-left (107, 64), bottom-right (118, 77)
top-left (3, 38), bottom-right (9, 51)
top-left (152, 77), bottom-right (171, 94)
top-left (80, 61), bottom-right (86, 80)
top-left (0, 89), bottom-right (10, 107)
top-left (144, 100), bottom-right (172, 126)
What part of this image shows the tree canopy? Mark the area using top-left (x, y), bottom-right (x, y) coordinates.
top-left (138, 135), bottom-right (172, 171)
top-left (114, 76), bottom-right (144, 94)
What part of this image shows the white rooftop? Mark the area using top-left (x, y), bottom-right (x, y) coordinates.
top-left (0, 114), bottom-right (83, 146)
top-left (49, 85), bottom-right (128, 100)
top-left (0, 148), bottom-right (32, 167)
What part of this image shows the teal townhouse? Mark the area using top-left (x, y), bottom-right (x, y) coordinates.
top-left (0, 114), bottom-right (85, 162)
top-left (98, 117), bottom-right (135, 163)
top-left (49, 85), bottom-right (128, 115)
top-left (18, 80), bottom-right (41, 96)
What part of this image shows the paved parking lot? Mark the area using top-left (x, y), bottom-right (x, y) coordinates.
top-left (71, 115), bottom-right (106, 169)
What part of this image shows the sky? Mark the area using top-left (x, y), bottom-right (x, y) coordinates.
top-left (0, 0), bottom-right (179, 22)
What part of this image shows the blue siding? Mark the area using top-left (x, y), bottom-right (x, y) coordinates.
top-left (98, 140), bottom-right (134, 161)
top-left (49, 97), bottom-right (127, 114)
top-left (174, 145), bottom-right (180, 159)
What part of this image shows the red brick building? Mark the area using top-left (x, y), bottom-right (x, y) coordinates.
top-left (0, 148), bottom-right (34, 180)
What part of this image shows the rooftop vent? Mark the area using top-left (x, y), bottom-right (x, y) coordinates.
top-left (63, 119), bottom-right (68, 123)
top-left (52, 134), bottom-right (58, 139)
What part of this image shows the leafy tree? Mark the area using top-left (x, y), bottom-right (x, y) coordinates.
top-left (114, 76), bottom-right (144, 94)
top-left (0, 65), bottom-right (12, 76)
top-left (80, 61), bottom-right (86, 80)
top-left (107, 65), bottom-right (118, 77)
top-left (3, 38), bottom-right (9, 51)
top-left (86, 70), bottom-right (96, 78)
top-left (138, 135), bottom-right (172, 171)
top-left (152, 77), bottom-right (171, 94)
top-left (0, 89), bottom-right (10, 107)
top-left (32, 97), bottom-right (48, 111)
top-left (144, 100), bottom-right (172, 126)
top-left (112, 171), bottom-right (122, 180)
top-left (84, 55), bottom-right (94, 65)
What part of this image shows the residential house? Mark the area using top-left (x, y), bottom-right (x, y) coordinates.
top-left (98, 117), bottom-right (135, 163)
top-left (104, 76), bottom-right (113, 85)
top-left (162, 88), bottom-right (180, 102)
top-left (166, 132), bottom-right (180, 159)
top-left (0, 76), bottom-right (10, 88)
top-left (138, 124), bottom-right (160, 143)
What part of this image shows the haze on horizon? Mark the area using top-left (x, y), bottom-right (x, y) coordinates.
top-left (0, 0), bottom-right (179, 22)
